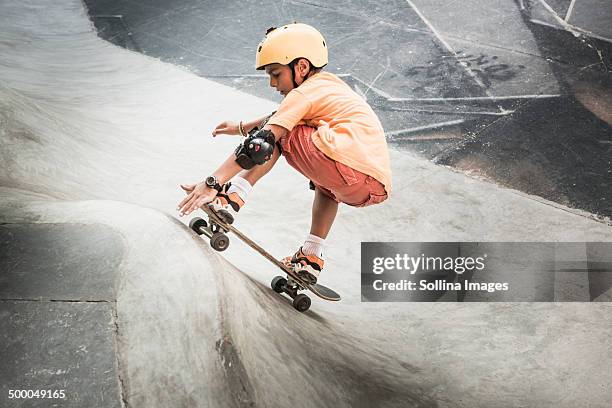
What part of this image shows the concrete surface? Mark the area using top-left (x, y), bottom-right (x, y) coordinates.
top-left (1, 0), bottom-right (612, 407)
top-left (84, 0), bottom-right (612, 218)
top-left (1, 201), bottom-right (238, 407)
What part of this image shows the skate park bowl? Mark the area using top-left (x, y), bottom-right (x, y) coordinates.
top-left (2, 1), bottom-right (612, 407)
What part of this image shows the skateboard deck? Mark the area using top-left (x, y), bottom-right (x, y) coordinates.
top-left (189, 205), bottom-right (340, 312)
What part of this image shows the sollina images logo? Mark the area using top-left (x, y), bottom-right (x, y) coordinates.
top-left (371, 253), bottom-right (487, 275)
top-left (362, 242), bottom-right (612, 302)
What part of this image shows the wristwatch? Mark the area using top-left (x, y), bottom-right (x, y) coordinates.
top-left (205, 175), bottom-right (223, 192)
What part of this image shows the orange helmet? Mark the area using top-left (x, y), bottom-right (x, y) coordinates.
top-left (255, 23), bottom-right (328, 70)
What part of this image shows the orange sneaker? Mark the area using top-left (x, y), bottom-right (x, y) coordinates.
top-left (283, 247), bottom-right (324, 284)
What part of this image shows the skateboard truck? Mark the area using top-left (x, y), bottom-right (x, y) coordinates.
top-left (189, 214), bottom-right (232, 252)
top-left (189, 206), bottom-right (340, 313)
top-left (271, 275), bottom-right (312, 312)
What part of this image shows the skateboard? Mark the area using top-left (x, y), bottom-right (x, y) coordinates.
top-left (189, 205), bottom-right (341, 312)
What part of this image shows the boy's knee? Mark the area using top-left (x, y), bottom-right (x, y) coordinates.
top-left (344, 176), bottom-right (388, 207)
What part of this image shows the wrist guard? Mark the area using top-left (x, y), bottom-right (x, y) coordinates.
top-left (234, 128), bottom-right (276, 169)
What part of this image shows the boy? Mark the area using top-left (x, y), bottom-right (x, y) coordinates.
top-left (178, 23), bottom-right (391, 284)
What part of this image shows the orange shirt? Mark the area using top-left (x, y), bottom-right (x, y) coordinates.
top-left (267, 72), bottom-right (392, 194)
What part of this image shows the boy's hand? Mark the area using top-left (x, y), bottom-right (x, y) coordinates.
top-left (177, 182), bottom-right (218, 216)
top-left (212, 121), bottom-right (240, 137)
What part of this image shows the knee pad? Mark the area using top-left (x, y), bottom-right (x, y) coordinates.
top-left (234, 129), bottom-right (276, 169)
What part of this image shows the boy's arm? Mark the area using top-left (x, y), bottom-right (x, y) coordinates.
top-left (242, 111), bottom-right (278, 134)
top-left (177, 152), bottom-right (242, 216)
top-left (212, 113), bottom-right (271, 137)
top-left (178, 124), bottom-right (287, 216)
top-left (209, 124), bottom-right (287, 184)
top-left (242, 115), bottom-right (269, 133)
top-left (264, 124), bottom-right (287, 141)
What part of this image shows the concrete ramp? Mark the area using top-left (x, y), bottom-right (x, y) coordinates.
top-left (213, 257), bottom-right (436, 408)
top-left (2, 1), bottom-right (612, 407)
top-left (0, 198), bottom-right (438, 408)
top-left (0, 200), bottom-right (238, 407)
top-left (4, 197), bottom-right (612, 408)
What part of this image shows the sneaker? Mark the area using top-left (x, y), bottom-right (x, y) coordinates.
top-left (210, 182), bottom-right (244, 213)
top-left (283, 247), bottom-right (324, 285)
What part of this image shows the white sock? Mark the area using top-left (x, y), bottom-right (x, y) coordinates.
top-left (226, 176), bottom-right (253, 202)
top-left (302, 234), bottom-right (325, 258)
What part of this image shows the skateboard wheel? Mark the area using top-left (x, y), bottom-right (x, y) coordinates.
top-left (189, 217), bottom-right (207, 235)
top-left (210, 232), bottom-right (230, 251)
top-left (292, 294), bottom-right (311, 312)
top-left (217, 209), bottom-right (234, 224)
top-left (271, 276), bottom-right (287, 293)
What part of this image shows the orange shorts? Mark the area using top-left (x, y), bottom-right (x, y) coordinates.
top-left (279, 125), bottom-right (388, 207)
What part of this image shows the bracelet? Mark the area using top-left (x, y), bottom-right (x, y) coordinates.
top-left (238, 121), bottom-right (246, 137)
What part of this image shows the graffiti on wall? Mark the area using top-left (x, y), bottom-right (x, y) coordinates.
top-left (402, 51), bottom-right (527, 92)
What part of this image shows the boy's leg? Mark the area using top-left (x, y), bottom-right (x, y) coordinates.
top-left (285, 188), bottom-right (338, 284)
top-left (310, 187), bottom-right (338, 239)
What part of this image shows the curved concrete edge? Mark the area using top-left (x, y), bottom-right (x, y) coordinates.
top-left (0, 198), bottom-right (250, 408)
top-left (212, 256), bottom-right (439, 408)
top-left (3, 193), bottom-right (612, 408)
top-left (213, 254), bottom-right (612, 408)
top-left (0, 196), bottom-right (440, 407)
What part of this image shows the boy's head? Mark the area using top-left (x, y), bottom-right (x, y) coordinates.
top-left (255, 23), bottom-right (328, 94)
